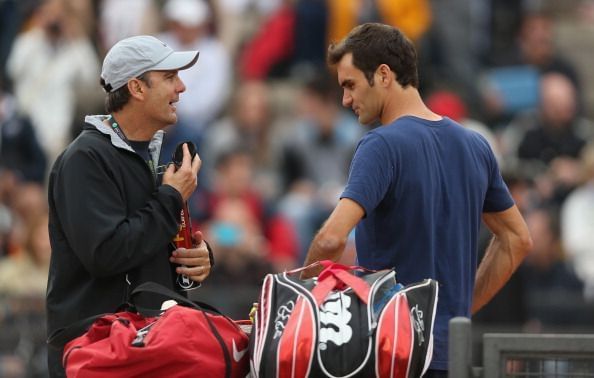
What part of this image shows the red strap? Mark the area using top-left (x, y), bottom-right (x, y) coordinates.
top-left (311, 275), bottom-right (338, 306)
top-left (332, 269), bottom-right (370, 304)
top-left (288, 260), bottom-right (373, 306)
top-left (318, 260), bottom-right (360, 272)
top-left (311, 264), bottom-right (370, 306)
top-left (318, 260), bottom-right (376, 274)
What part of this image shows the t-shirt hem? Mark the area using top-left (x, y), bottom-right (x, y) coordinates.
top-left (429, 359), bottom-right (448, 371)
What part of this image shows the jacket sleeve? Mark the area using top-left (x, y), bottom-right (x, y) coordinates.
top-left (52, 147), bottom-right (183, 277)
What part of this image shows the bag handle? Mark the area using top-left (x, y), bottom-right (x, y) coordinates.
top-left (284, 260), bottom-right (376, 276)
top-left (311, 261), bottom-right (371, 306)
top-left (317, 260), bottom-right (370, 272)
top-left (47, 282), bottom-right (225, 349)
top-left (282, 260), bottom-right (324, 275)
top-left (130, 281), bottom-right (222, 316)
top-left (131, 282), bottom-right (235, 378)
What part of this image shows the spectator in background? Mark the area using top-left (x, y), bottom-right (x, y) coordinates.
top-left (291, 0), bottom-right (327, 75)
top-left (278, 70), bottom-right (363, 260)
top-left (0, 0), bottom-right (38, 87)
top-left (201, 80), bottom-right (283, 199)
top-left (97, 0), bottom-right (161, 55)
top-left (291, 0), bottom-right (421, 77)
top-left (0, 179), bottom-right (47, 256)
top-left (6, 0), bottom-right (100, 165)
top-left (200, 149), bottom-right (299, 277)
top-left (205, 196), bottom-right (271, 285)
top-left (279, 71), bottom-right (362, 191)
top-left (158, 0), bottom-right (232, 159)
top-left (239, 0), bottom-right (433, 80)
top-left (0, 212), bottom-right (50, 297)
top-left (0, 211), bottom-right (50, 377)
top-left (0, 179), bottom-right (47, 258)
top-left (214, 0), bottom-right (284, 60)
top-left (0, 80), bottom-right (47, 184)
top-left (562, 142), bottom-right (594, 302)
top-left (421, 0), bottom-right (485, 111)
top-left (504, 72), bottom-right (589, 204)
top-left (238, 0), bottom-right (295, 80)
top-left (480, 11), bottom-right (582, 127)
top-left (512, 11), bottom-right (580, 88)
top-left (11, 182), bottom-right (48, 229)
top-left (521, 206), bottom-right (587, 330)
top-left (329, 0), bottom-right (431, 42)
top-left (517, 73), bottom-right (587, 164)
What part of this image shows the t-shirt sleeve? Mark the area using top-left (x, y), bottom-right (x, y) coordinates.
top-left (341, 132), bottom-right (393, 216)
top-left (482, 137), bottom-right (515, 213)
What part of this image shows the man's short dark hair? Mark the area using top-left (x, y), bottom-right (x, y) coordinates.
top-left (102, 72), bottom-right (152, 113)
top-left (327, 23), bottom-right (419, 89)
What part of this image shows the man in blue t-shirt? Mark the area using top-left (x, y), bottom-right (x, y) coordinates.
top-left (301, 23), bottom-right (533, 376)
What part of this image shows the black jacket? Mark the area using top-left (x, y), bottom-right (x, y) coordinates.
top-left (47, 115), bottom-right (184, 339)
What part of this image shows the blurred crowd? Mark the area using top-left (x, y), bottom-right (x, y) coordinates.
top-left (1, 0), bottom-right (594, 375)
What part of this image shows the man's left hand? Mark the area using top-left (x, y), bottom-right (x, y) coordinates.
top-left (170, 231), bottom-right (211, 283)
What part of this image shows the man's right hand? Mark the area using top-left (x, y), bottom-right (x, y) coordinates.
top-left (162, 143), bottom-right (201, 201)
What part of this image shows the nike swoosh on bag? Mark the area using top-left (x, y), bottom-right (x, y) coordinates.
top-left (232, 339), bottom-right (248, 362)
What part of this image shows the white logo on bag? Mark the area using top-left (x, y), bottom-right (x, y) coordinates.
top-left (319, 292), bottom-right (352, 350)
top-left (411, 304), bottom-right (425, 346)
top-left (273, 301), bottom-right (295, 339)
top-left (232, 339), bottom-right (248, 362)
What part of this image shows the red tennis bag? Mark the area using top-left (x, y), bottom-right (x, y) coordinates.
top-left (249, 261), bottom-right (438, 378)
top-left (49, 282), bottom-right (250, 378)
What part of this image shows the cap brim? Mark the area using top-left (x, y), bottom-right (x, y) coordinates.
top-left (152, 50), bottom-right (199, 71)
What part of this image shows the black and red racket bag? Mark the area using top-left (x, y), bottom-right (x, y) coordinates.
top-left (249, 261), bottom-right (438, 378)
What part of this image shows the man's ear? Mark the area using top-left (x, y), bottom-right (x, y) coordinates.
top-left (377, 64), bottom-right (393, 87)
top-left (128, 78), bottom-right (145, 99)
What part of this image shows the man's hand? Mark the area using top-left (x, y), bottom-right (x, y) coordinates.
top-left (163, 143), bottom-right (201, 201)
top-left (300, 198), bottom-right (364, 279)
top-left (170, 231), bottom-right (211, 283)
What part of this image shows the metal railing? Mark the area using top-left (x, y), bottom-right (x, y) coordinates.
top-left (449, 317), bottom-right (594, 378)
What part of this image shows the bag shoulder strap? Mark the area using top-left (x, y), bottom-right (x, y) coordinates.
top-left (130, 281), bottom-right (222, 315)
top-left (48, 282), bottom-right (226, 349)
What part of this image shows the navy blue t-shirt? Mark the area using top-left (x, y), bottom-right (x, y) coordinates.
top-left (341, 116), bottom-right (514, 370)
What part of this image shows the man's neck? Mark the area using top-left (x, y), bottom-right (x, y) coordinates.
top-left (110, 110), bottom-right (156, 142)
top-left (381, 87), bottom-right (441, 125)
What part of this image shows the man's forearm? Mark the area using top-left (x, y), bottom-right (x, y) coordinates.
top-left (472, 235), bottom-right (524, 314)
top-left (474, 207), bottom-right (532, 314)
top-left (300, 198), bottom-right (364, 279)
top-left (300, 232), bottom-right (346, 279)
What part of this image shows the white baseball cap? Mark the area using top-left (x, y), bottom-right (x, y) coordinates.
top-left (100, 35), bottom-right (199, 93)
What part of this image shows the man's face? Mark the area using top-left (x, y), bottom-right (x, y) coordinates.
top-left (337, 53), bottom-right (381, 126)
top-left (141, 70), bottom-right (186, 126)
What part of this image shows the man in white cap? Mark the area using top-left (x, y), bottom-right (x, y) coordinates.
top-left (157, 0), bottom-right (231, 159)
top-left (46, 35), bottom-right (213, 377)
